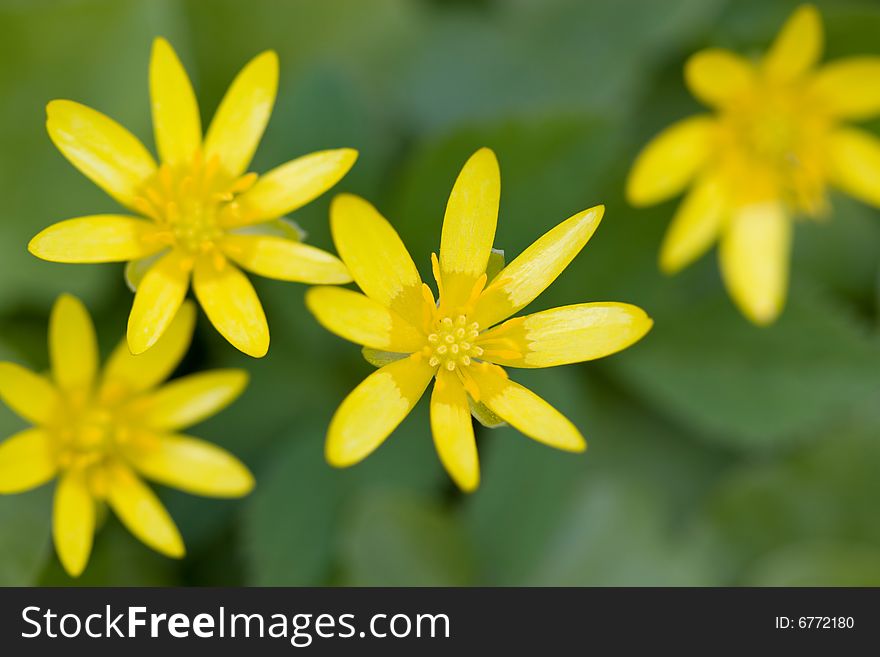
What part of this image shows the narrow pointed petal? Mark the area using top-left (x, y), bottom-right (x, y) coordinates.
top-left (305, 286), bottom-right (426, 352)
top-left (0, 362), bottom-right (59, 425)
top-left (471, 206), bottom-right (603, 329)
top-left (28, 215), bottom-right (165, 263)
top-left (811, 57), bottom-right (880, 119)
top-left (203, 51), bottom-right (278, 177)
top-left (477, 302), bottom-right (653, 369)
top-left (684, 49), bottom-right (755, 107)
top-left (627, 116), bottom-right (715, 206)
top-left (128, 250), bottom-right (192, 355)
top-left (53, 470), bottom-right (95, 578)
top-left (719, 202), bottom-right (791, 325)
top-left (50, 294), bottom-right (98, 391)
top-left (128, 433), bottom-right (253, 498)
top-left (826, 128), bottom-right (880, 208)
top-left (192, 256), bottom-right (269, 357)
top-left (430, 369), bottom-right (479, 492)
top-left (326, 354), bottom-right (435, 467)
top-left (468, 364), bottom-right (585, 452)
top-left (659, 176), bottom-right (727, 273)
top-left (0, 429), bottom-right (57, 493)
top-left (150, 37), bottom-right (201, 166)
top-left (762, 4), bottom-right (823, 81)
top-left (330, 194), bottom-right (426, 326)
top-left (134, 369), bottom-right (248, 431)
top-left (46, 100), bottom-right (156, 209)
top-left (220, 234), bottom-right (350, 284)
top-left (234, 149), bottom-right (358, 224)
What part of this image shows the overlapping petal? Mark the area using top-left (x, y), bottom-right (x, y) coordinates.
top-left (28, 215), bottom-right (164, 263)
top-left (128, 250), bottom-right (192, 355)
top-left (134, 369), bottom-right (248, 431)
top-left (221, 234), bottom-right (350, 284)
top-left (50, 294), bottom-right (98, 391)
top-left (430, 369), bottom-right (478, 492)
top-left (0, 429), bottom-right (57, 494)
top-left (150, 37), bottom-right (201, 166)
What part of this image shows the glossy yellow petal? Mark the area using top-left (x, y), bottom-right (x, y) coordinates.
top-left (203, 51), bottom-right (278, 177)
top-left (762, 4), bottom-right (823, 81)
top-left (220, 234), bottom-right (351, 284)
top-left (53, 469), bottom-right (95, 577)
top-left (477, 302), bottom-right (653, 369)
top-left (659, 175), bottom-right (727, 273)
top-left (234, 149), bottom-right (359, 224)
top-left (305, 286), bottom-right (425, 352)
top-left (125, 251), bottom-right (166, 292)
top-left (128, 433), bottom-right (253, 498)
top-left (330, 194), bottom-right (425, 326)
top-left (471, 205), bottom-right (604, 329)
top-left (0, 429), bottom-right (57, 493)
top-left (28, 215), bottom-right (164, 264)
top-left (0, 362), bottom-right (59, 425)
top-left (626, 116), bottom-right (715, 206)
top-left (50, 294), bottom-right (98, 391)
top-left (150, 37), bottom-right (201, 166)
top-left (826, 128), bottom-right (880, 208)
top-left (106, 464), bottom-right (184, 558)
top-left (46, 100), bottom-right (156, 209)
top-left (811, 57), bottom-right (880, 119)
top-left (192, 256), bottom-right (269, 357)
top-left (430, 369), bottom-right (478, 492)
top-left (468, 364), bottom-right (584, 452)
top-left (104, 301), bottom-right (196, 395)
top-left (684, 49), bottom-right (755, 107)
top-left (439, 148), bottom-right (501, 308)
top-left (326, 354), bottom-right (435, 467)
top-left (128, 250), bottom-right (192, 355)
top-left (719, 202), bottom-right (791, 325)
top-left (135, 369), bottom-right (248, 431)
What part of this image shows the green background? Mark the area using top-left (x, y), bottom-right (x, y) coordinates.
top-left (1, 0), bottom-right (880, 586)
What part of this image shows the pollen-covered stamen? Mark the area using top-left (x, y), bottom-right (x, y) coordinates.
top-left (425, 314), bottom-right (483, 371)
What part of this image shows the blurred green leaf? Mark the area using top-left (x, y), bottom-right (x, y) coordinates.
top-left (743, 541), bottom-right (880, 586)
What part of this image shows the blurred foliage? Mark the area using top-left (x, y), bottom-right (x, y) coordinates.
top-left (0, 0), bottom-right (879, 586)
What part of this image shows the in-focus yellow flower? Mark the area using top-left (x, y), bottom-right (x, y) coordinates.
top-left (306, 148), bottom-right (652, 491)
top-left (627, 4), bottom-right (880, 325)
top-left (30, 38), bottom-right (356, 357)
top-left (0, 295), bottom-right (253, 577)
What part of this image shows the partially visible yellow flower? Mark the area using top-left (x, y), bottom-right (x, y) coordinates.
top-left (0, 295), bottom-right (253, 577)
top-left (627, 4), bottom-right (880, 325)
top-left (306, 148), bottom-right (652, 491)
top-left (29, 38), bottom-right (357, 357)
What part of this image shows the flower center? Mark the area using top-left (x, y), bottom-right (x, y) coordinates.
top-left (425, 314), bottom-right (483, 371)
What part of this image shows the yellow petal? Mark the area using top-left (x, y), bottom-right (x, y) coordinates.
top-left (811, 57), bottom-right (880, 119)
top-left (46, 99), bottom-right (156, 209)
top-left (468, 364), bottom-right (584, 452)
top-left (762, 4), bottom-right (823, 81)
top-left (477, 302), bottom-right (653, 368)
top-left (106, 464), bottom-right (184, 558)
top-left (125, 251), bottom-right (166, 292)
top-left (684, 49), bottom-right (755, 107)
top-left (305, 286), bottom-right (426, 352)
top-left (627, 116), bottom-right (715, 206)
top-left (135, 369), bottom-right (248, 430)
top-left (104, 300), bottom-right (196, 395)
top-left (0, 362), bottom-right (59, 425)
top-left (150, 37), bottom-right (201, 166)
top-left (28, 215), bottom-right (165, 263)
top-left (220, 234), bottom-right (351, 284)
top-left (326, 354), bottom-right (435, 467)
top-left (50, 294), bottom-right (98, 391)
top-left (826, 128), bottom-right (880, 208)
top-left (128, 250), bottom-right (192, 355)
top-left (659, 175), bottom-right (727, 273)
top-left (719, 202), bottom-right (791, 325)
top-left (192, 256), bottom-right (269, 357)
top-left (53, 469), bottom-right (95, 577)
top-left (0, 429), bottom-right (57, 493)
top-left (430, 369), bottom-right (478, 492)
top-left (128, 433), bottom-right (253, 498)
top-left (471, 205), bottom-right (604, 329)
top-left (439, 148), bottom-right (501, 308)
top-left (203, 51), bottom-right (278, 177)
top-left (234, 149), bottom-right (359, 224)
top-left (330, 194), bottom-right (426, 326)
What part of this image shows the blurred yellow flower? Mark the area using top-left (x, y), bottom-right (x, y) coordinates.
top-left (627, 4), bottom-right (880, 325)
top-left (306, 148), bottom-right (652, 491)
top-left (30, 38), bottom-right (356, 357)
top-left (0, 295), bottom-right (253, 577)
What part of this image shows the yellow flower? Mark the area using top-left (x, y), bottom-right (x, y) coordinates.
top-left (29, 38), bottom-right (357, 357)
top-left (627, 4), bottom-right (880, 325)
top-left (0, 295), bottom-right (253, 577)
top-left (306, 148), bottom-right (652, 491)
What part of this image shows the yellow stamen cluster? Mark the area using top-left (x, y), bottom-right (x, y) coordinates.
top-left (425, 314), bottom-right (483, 371)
